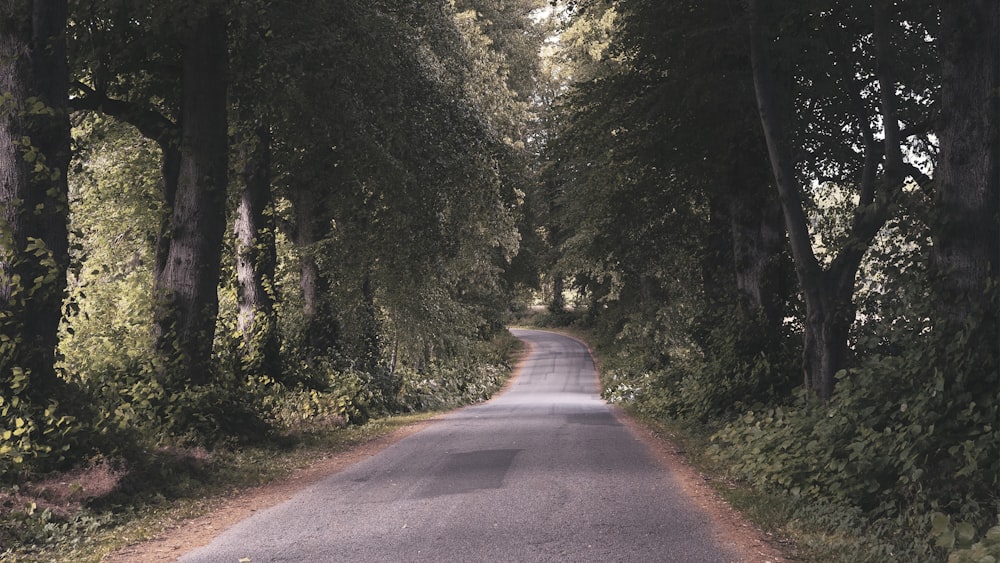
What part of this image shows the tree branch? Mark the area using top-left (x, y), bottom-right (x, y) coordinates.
top-left (746, 0), bottom-right (821, 278)
top-left (69, 81), bottom-right (178, 149)
top-left (873, 0), bottom-right (905, 184)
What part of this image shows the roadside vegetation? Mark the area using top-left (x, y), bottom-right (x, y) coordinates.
top-left (522, 2), bottom-right (997, 562)
top-left (3, 1), bottom-right (997, 562)
top-left (0, 332), bottom-right (521, 562)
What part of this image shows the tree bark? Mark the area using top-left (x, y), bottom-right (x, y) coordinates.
top-left (152, 7), bottom-right (229, 386)
top-left (291, 175), bottom-right (338, 361)
top-left (0, 0), bottom-right (71, 398)
top-left (746, 0), bottom-right (904, 400)
top-left (234, 122), bottom-right (279, 378)
top-left (728, 148), bottom-right (788, 332)
top-left (933, 0), bottom-right (1000, 324)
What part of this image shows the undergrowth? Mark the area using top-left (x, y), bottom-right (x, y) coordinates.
top-left (543, 310), bottom-right (998, 563)
top-left (0, 333), bottom-right (520, 562)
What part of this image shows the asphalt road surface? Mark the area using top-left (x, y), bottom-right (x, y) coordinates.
top-left (179, 329), bottom-right (741, 562)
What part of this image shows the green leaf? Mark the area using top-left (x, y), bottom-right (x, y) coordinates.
top-left (956, 522), bottom-right (977, 548)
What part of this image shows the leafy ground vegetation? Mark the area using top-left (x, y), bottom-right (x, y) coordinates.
top-left (521, 1), bottom-right (998, 562)
top-left (3, 1), bottom-right (998, 562)
top-left (1, 0), bottom-right (543, 559)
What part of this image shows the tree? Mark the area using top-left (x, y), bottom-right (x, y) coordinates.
top-left (69, 2), bottom-right (230, 387)
top-left (233, 122), bottom-right (278, 378)
top-left (150, 5), bottom-right (229, 386)
top-left (1, 0), bottom-right (72, 401)
top-left (932, 0), bottom-right (999, 325)
top-left (230, 4), bottom-right (280, 379)
top-left (746, 0), bottom-right (934, 399)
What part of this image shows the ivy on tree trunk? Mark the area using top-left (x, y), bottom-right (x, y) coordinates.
top-left (235, 121), bottom-right (279, 379)
top-left (0, 0), bottom-right (71, 401)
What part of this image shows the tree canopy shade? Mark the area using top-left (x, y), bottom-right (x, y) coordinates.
top-left (0, 0), bottom-right (546, 466)
top-left (1, 0), bottom-right (998, 559)
top-left (540, 0), bottom-right (997, 557)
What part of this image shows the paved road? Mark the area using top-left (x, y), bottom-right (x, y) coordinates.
top-left (180, 329), bottom-right (740, 562)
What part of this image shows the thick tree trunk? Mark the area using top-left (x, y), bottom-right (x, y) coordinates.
top-left (0, 0), bottom-right (70, 398)
top-left (728, 151), bottom-right (787, 331)
top-left (933, 1), bottom-right (1000, 324)
top-left (235, 123), bottom-right (279, 377)
top-left (799, 265), bottom-right (858, 400)
top-left (153, 7), bottom-right (229, 386)
top-left (746, 0), bottom-right (897, 400)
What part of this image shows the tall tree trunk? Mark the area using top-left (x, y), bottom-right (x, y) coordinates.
top-left (933, 1), bottom-right (1000, 324)
top-left (728, 149), bottom-right (788, 332)
top-left (0, 0), bottom-right (71, 399)
top-left (747, 0), bottom-right (842, 400)
top-left (291, 179), bottom-right (338, 362)
top-left (234, 122), bottom-right (279, 378)
top-left (153, 7), bottom-right (229, 386)
top-left (746, 0), bottom-right (905, 400)
top-left (153, 146), bottom-right (181, 287)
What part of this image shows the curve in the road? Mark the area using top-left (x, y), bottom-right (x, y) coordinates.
top-left (179, 329), bottom-right (744, 562)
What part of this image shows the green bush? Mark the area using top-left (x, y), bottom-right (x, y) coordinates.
top-left (266, 366), bottom-right (375, 430)
top-left (602, 304), bottom-right (798, 423)
top-left (707, 310), bottom-right (999, 559)
top-left (945, 521), bottom-right (1000, 563)
top-left (0, 228), bottom-right (81, 478)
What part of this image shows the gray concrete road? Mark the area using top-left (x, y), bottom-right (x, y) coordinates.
top-left (179, 329), bottom-right (741, 562)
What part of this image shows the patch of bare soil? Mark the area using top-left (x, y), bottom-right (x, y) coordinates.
top-left (1, 458), bottom-right (123, 520)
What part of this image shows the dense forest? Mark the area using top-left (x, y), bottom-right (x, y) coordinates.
top-left (541, 1), bottom-right (998, 560)
top-left (1, 0), bottom-right (997, 561)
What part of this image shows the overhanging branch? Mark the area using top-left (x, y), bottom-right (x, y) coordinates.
top-left (69, 81), bottom-right (178, 150)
